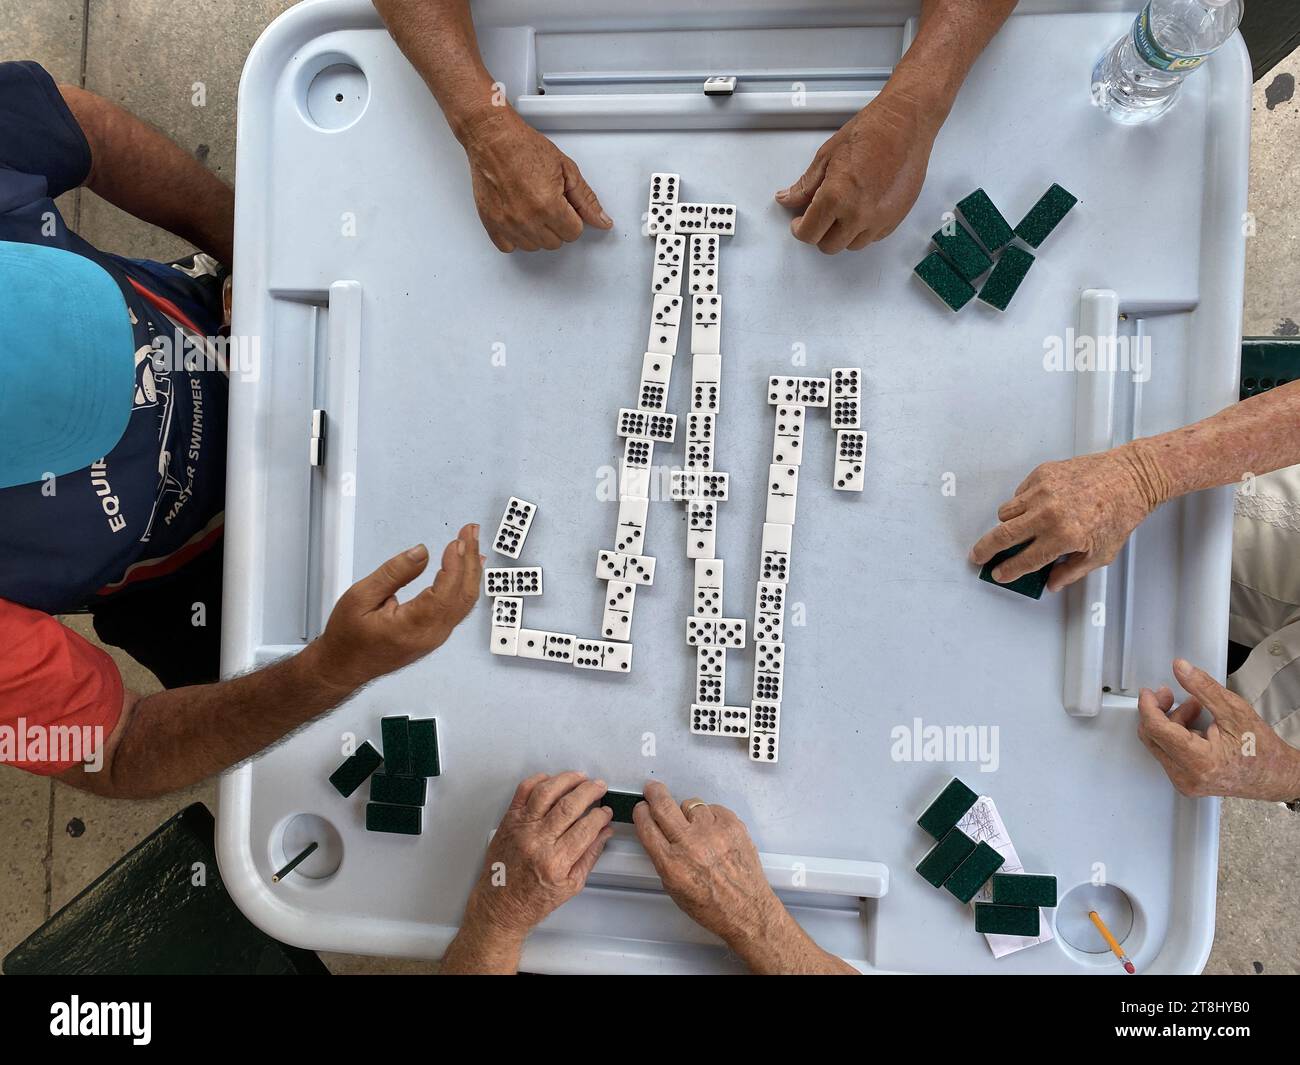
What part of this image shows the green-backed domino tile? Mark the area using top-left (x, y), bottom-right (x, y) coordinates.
top-left (944, 841), bottom-right (1005, 903)
top-left (956, 188), bottom-right (1014, 251)
top-left (975, 902), bottom-right (1041, 936)
top-left (979, 542), bottom-right (1053, 600)
top-left (991, 873), bottom-right (1058, 908)
top-left (978, 244), bottom-right (1035, 311)
top-left (603, 790), bottom-right (644, 824)
top-left (914, 251), bottom-right (976, 311)
top-left (380, 715), bottom-right (411, 776)
top-left (916, 828), bottom-right (977, 888)
top-left (327, 740), bottom-right (383, 798)
top-left (409, 718), bottom-right (440, 777)
top-left (369, 772), bottom-right (427, 807)
top-left (366, 802), bottom-right (422, 835)
top-left (917, 777), bottom-right (979, 840)
top-left (1014, 183), bottom-right (1078, 248)
top-left (931, 221), bottom-right (993, 282)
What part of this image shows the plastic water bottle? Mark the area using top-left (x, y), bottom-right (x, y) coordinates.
top-left (1091, 0), bottom-right (1243, 124)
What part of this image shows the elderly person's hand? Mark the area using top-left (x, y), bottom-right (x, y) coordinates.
top-left (633, 781), bottom-right (856, 974)
top-left (441, 771), bottom-right (614, 973)
top-left (1138, 659), bottom-right (1300, 801)
top-left (775, 92), bottom-right (937, 254)
top-left (969, 442), bottom-right (1166, 593)
top-left (460, 111), bottom-right (612, 253)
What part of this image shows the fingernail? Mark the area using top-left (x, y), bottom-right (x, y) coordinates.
top-left (595, 779), bottom-right (606, 789)
top-left (405, 544), bottom-right (428, 560)
top-left (599, 211), bottom-right (613, 226)
top-left (1173, 658), bottom-right (1191, 674)
top-left (776, 187), bottom-right (789, 200)
top-left (478, 554), bottom-right (486, 564)
top-left (456, 540), bottom-right (465, 556)
top-left (469, 524), bottom-right (480, 537)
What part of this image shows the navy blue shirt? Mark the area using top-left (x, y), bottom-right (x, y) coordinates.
top-left (0, 61), bottom-right (228, 613)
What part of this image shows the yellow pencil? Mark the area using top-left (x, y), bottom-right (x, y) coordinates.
top-left (1088, 910), bottom-right (1135, 974)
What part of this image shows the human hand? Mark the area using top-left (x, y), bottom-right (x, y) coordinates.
top-left (632, 781), bottom-right (781, 944)
top-left (969, 443), bottom-right (1165, 593)
top-left (1138, 660), bottom-right (1300, 802)
top-left (775, 92), bottom-right (937, 254)
top-left (463, 772), bottom-right (615, 940)
top-left (309, 524), bottom-right (482, 691)
top-left (460, 110), bottom-right (612, 252)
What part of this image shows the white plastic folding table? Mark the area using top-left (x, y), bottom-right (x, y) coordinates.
top-left (218, 0), bottom-right (1249, 973)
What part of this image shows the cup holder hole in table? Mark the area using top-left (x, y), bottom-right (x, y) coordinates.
top-left (297, 53), bottom-right (369, 132)
top-left (1054, 882), bottom-right (1145, 967)
top-left (271, 813), bottom-right (344, 882)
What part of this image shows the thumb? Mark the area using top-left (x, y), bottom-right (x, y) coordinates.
top-left (776, 153), bottom-right (828, 211)
top-left (563, 159), bottom-right (612, 229)
top-left (346, 544), bottom-right (430, 611)
top-left (1172, 658), bottom-right (1229, 714)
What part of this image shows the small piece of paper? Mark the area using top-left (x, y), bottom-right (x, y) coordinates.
top-left (956, 796), bottom-right (1054, 958)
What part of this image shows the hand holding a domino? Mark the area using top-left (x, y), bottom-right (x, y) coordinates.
top-left (442, 772), bottom-right (615, 973)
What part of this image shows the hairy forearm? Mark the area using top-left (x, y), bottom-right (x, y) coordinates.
top-left (883, 0), bottom-right (1018, 130)
top-left (725, 894), bottom-right (858, 975)
top-left (1125, 380), bottom-right (1300, 507)
top-left (374, 0), bottom-right (502, 143)
top-left (58, 85), bottom-right (234, 264)
top-left (441, 899), bottom-right (525, 974)
top-left (71, 643), bottom-right (356, 799)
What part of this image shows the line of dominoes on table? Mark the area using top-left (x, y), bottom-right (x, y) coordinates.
top-left (715, 372), bottom-right (865, 762)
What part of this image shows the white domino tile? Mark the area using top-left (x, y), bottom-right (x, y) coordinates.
top-left (759, 522), bottom-right (792, 583)
top-left (771, 404), bottom-right (806, 466)
top-left (690, 295), bottom-right (722, 354)
top-left (690, 354), bottom-right (722, 414)
top-left (834, 430), bottom-right (866, 492)
top-left (765, 464), bottom-right (799, 524)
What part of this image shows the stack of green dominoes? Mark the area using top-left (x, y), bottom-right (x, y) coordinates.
top-left (914, 777), bottom-right (1056, 941)
top-left (914, 184), bottom-right (1077, 313)
top-left (327, 716), bottom-right (442, 836)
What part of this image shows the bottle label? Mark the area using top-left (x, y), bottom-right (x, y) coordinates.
top-left (1133, 3), bottom-right (1210, 71)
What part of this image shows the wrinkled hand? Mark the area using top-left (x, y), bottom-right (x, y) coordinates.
top-left (310, 524), bottom-right (482, 691)
top-left (969, 444), bottom-right (1163, 593)
top-left (1138, 660), bottom-right (1300, 802)
top-left (775, 92), bottom-right (937, 254)
top-left (464, 772), bottom-right (615, 939)
top-left (633, 781), bottom-right (780, 944)
top-left (460, 110), bottom-right (612, 252)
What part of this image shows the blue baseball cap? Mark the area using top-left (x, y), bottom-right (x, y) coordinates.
top-left (0, 241), bottom-right (135, 490)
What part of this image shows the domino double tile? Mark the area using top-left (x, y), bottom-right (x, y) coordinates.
top-left (765, 464), bottom-right (799, 524)
top-left (573, 639), bottom-right (633, 673)
top-left (690, 295), bottom-right (722, 354)
top-left (617, 408), bottom-right (676, 443)
top-left (759, 522), bottom-right (792, 583)
top-left (831, 367), bottom-right (862, 429)
top-left (771, 405), bottom-right (805, 466)
top-left (484, 566), bottom-right (543, 597)
top-left (601, 580), bottom-right (637, 641)
top-left (754, 581), bottom-right (786, 641)
top-left (691, 354), bottom-right (722, 414)
top-left (834, 430), bottom-right (866, 492)
top-left (492, 496), bottom-right (537, 559)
